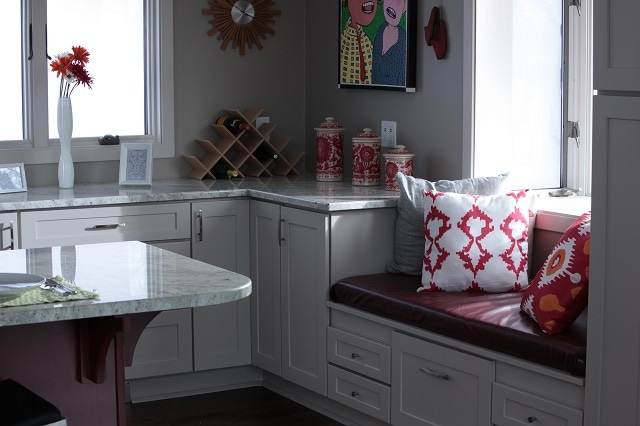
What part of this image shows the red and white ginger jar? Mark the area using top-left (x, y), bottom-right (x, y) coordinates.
top-left (383, 145), bottom-right (414, 191)
top-left (315, 117), bottom-right (344, 182)
top-left (352, 128), bottom-right (381, 186)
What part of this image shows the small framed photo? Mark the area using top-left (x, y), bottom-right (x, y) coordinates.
top-left (119, 143), bottom-right (153, 186)
top-left (0, 163), bottom-right (27, 194)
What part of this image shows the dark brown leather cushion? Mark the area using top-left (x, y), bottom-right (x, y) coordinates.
top-left (330, 273), bottom-right (586, 376)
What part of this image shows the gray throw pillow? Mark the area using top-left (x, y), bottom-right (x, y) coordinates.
top-left (386, 172), bottom-right (510, 275)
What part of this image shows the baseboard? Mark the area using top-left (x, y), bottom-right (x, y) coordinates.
top-left (261, 372), bottom-right (389, 426)
top-left (127, 365), bottom-right (263, 403)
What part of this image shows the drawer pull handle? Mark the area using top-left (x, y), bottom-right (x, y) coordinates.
top-left (351, 353), bottom-right (360, 359)
top-left (527, 417), bottom-right (537, 423)
top-left (85, 223), bottom-right (125, 231)
top-left (351, 391), bottom-right (360, 397)
top-left (419, 367), bottom-right (449, 380)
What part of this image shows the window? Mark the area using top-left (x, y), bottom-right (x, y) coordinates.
top-left (465, 0), bottom-right (592, 195)
top-left (0, 0), bottom-right (174, 165)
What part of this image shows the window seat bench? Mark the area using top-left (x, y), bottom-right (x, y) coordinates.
top-left (326, 273), bottom-right (586, 425)
top-left (330, 273), bottom-right (586, 376)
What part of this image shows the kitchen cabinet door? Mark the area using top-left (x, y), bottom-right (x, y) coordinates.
top-left (280, 206), bottom-right (330, 395)
top-left (250, 200), bottom-right (330, 395)
top-left (593, 0), bottom-right (640, 91)
top-left (0, 213), bottom-right (17, 250)
top-left (191, 199), bottom-right (251, 370)
top-left (125, 239), bottom-right (194, 379)
top-left (250, 200), bottom-right (282, 375)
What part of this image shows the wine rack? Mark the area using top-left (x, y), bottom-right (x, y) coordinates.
top-left (183, 108), bottom-right (304, 179)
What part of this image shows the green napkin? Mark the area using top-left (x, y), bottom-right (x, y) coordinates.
top-left (0, 276), bottom-right (99, 308)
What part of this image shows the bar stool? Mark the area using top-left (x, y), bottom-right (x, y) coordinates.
top-left (0, 379), bottom-right (67, 426)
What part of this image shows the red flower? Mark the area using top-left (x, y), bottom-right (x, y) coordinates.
top-left (71, 46), bottom-right (90, 64)
top-left (50, 45), bottom-right (94, 97)
top-left (50, 55), bottom-right (72, 78)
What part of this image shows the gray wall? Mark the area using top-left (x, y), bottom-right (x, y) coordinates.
top-left (25, 1), bottom-right (466, 185)
top-left (304, 0), bottom-right (465, 181)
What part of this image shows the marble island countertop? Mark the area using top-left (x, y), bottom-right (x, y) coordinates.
top-left (0, 175), bottom-right (400, 213)
top-left (0, 241), bottom-right (252, 327)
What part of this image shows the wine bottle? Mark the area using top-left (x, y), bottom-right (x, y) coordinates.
top-left (212, 162), bottom-right (239, 179)
top-left (254, 145), bottom-right (279, 162)
top-left (216, 115), bottom-right (251, 134)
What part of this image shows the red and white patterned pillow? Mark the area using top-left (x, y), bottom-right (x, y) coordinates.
top-left (420, 190), bottom-right (531, 293)
top-left (521, 211), bottom-right (591, 334)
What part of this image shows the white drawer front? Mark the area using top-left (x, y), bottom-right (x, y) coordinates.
top-left (20, 203), bottom-right (190, 248)
top-left (391, 332), bottom-right (495, 426)
top-left (492, 383), bottom-right (583, 426)
top-left (328, 364), bottom-right (390, 423)
top-left (328, 326), bottom-right (391, 384)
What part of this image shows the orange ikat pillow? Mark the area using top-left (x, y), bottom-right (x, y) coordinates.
top-left (521, 211), bottom-right (591, 334)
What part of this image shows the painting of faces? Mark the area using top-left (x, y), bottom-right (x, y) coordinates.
top-left (339, 0), bottom-right (416, 91)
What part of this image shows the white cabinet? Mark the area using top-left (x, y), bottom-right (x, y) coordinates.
top-left (191, 199), bottom-right (251, 370)
top-left (19, 203), bottom-right (194, 379)
top-left (327, 326), bottom-right (392, 422)
top-left (20, 203), bottom-right (190, 249)
top-left (593, 0), bottom-right (640, 91)
top-left (0, 212), bottom-right (17, 250)
top-left (391, 332), bottom-right (494, 426)
top-left (589, 96), bottom-right (640, 423)
top-left (250, 200), bottom-right (330, 395)
top-left (588, 0), bottom-right (640, 423)
top-left (250, 201), bottom-right (282, 375)
top-left (251, 200), bottom-right (397, 396)
top-left (492, 383), bottom-right (583, 426)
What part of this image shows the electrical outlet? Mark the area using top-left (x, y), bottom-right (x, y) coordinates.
top-left (381, 120), bottom-right (397, 148)
top-left (256, 117), bottom-right (270, 140)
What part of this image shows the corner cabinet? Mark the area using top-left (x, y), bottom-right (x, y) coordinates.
top-left (0, 213), bottom-right (17, 250)
top-left (250, 200), bottom-right (398, 397)
top-left (191, 199), bottom-right (251, 370)
top-left (250, 200), bottom-right (330, 395)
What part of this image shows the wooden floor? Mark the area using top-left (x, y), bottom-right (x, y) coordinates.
top-left (127, 386), bottom-right (344, 426)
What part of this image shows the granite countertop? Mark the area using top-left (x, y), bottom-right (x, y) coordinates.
top-left (0, 175), bottom-right (400, 213)
top-left (0, 241), bottom-right (252, 327)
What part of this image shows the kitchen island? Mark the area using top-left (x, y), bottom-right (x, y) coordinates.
top-left (0, 241), bottom-right (251, 425)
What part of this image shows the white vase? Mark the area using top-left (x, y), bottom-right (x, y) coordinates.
top-left (57, 97), bottom-right (74, 189)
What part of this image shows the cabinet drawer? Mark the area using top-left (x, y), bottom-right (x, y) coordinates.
top-left (328, 326), bottom-right (390, 384)
top-left (20, 203), bottom-right (190, 248)
top-left (492, 383), bottom-right (583, 426)
top-left (328, 364), bottom-right (390, 423)
top-left (391, 332), bottom-right (494, 426)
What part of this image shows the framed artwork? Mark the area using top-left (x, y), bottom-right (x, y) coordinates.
top-left (119, 143), bottom-right (153, 186)
top-left (339, 0), bottom-right (417, 92)
top-left (0, 163), bottom-right (27, 194)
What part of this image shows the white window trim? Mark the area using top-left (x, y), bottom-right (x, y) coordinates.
top-left (462, 0), bottom-right (592, 196)
top-left (1, 0), bottom-right (174, 165)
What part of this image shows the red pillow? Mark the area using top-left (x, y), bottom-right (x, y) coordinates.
top-left (521, 211), bottom-right (591, 334)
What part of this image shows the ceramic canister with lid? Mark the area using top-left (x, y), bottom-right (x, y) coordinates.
top-left (383, 145), bottom-right (415, 191)
top-left (314, 117), bottom-right (345, 181)
top-left (352, 128), bottom-right (381, 186)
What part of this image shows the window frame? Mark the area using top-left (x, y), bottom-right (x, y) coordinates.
top-left (463, 0), bottom-right (592, 196)
top-left (1, 0), bottom-right (174, 165)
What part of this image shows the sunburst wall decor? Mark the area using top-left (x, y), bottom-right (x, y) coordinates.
top-left (203, 0), bottom-right (281, 56)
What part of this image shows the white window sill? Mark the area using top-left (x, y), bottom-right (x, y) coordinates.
top-left (534, 195), bottom-right (591, 233)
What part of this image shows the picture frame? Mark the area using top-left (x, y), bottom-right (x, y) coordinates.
top-left (119, 143), bottom-right (153, 186)
top-left (338, 0), bottom-right (417, 92)
top-left (0, 163), bottom-right (28, 194)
